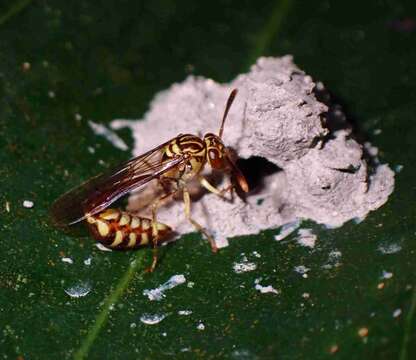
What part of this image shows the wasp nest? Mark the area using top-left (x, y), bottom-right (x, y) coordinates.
top-left (112, 56), bottom-right (395, 248)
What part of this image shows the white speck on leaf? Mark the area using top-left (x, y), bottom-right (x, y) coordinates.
top-left (88, 120), bottom-right (128, 151)
top-left (321, 250), bottom-right (342, 269)
top-left (23, 200), bottom-right (34, 208)
top-left (294, 265), bottom-right (310, 275)
top-left (233, 254), bottom-right (257, 274)
top-left (393, 309), bottom-right (402, 318)
top-left (64, 281), bottom-right (91, 298)
top-left (296, 228), bottom-right (317, 248)
top-left (140, 313), bottom-right (167, 325)
top-left (143, 274), bottom-right (186, 301)
top-left (61, 257), bottom-right (73, 264)
top-left (95, 243), bottom-right (112, 252)
top-left (353, 216), bottom-right (366, 224)
top-left (395, 164), bottom-right (403, 173)
top-left (378, 243), bottom-right (402, 254)
top-left (178, 310), bottom-right (193, 316)
top-left (274, 220), bottom-right (301, 241)
top-left (381, 270), bottom-right (393, 279)
top-left (255, 283), bottom-right (279, 294)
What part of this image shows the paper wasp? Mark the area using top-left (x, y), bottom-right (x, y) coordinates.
top-left (51, 89), bottom-right (249, 271)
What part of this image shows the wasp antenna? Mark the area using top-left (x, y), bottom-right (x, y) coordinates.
top-left (219, 88), bottom-right (238, 139)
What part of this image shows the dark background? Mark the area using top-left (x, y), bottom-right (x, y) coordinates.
top-left (1, 1), bottom-right (415, 359)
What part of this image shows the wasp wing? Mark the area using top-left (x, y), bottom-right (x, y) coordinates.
top-left (50, 138), bottom-right (184, 227)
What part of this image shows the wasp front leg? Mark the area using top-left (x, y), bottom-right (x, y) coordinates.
top-left (198, 176), bottom-right (234, 200)
top-left (183, 188), bottom-right (218, 253)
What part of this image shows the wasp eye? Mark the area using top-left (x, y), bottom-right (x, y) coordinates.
top-left (209, 149), bottom-right (218, 160)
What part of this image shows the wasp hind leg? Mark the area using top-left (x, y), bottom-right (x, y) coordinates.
top-left (145, 190), bottom-right (177, 273)
top-left (183, 188), bottom-right (218, 253)
top-left (146, 247), bottom-right (159, 273)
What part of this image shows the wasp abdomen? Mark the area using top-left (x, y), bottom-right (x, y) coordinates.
top-left (86, 208), bottom-right (171, 250)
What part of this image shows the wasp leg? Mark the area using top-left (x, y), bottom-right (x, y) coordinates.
top-left (183, 188), bottom-right (218, 253)
top-left (146, 190), bottom-right (177, 273)
top-left (198, 176), bottom-right (234, 199)
top-left (146, 247), bottom-right (159, 273)
top-left (151, 190), bottom-right (177, 236)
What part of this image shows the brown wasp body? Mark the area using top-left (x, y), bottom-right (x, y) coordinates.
top-left (51, 89), bottom-right (248, 271)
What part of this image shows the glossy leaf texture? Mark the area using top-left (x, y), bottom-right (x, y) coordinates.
top-left (0, 1), bottom-right (415, 359)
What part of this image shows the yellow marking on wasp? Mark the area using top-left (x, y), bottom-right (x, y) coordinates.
top-left (142, 219), bottom-right (151, 230)
top-left (97, 220), bottom-right (110, 237)
top-left (165, 146), bottom-right (173, 157)
top-left (157, 223), bottom-right (168, 231)
top-left (127, 233), bottom-right (137, 247)
top-left (86, 216), bottom-right (96, 224)
top-left (100, 209), bottom-right (120, 221)
top-left (111, 230), bottom-right (124, 247)
top-left (141, 232), bottom-right (149, 245)
top-left (180, 140), bottom-right (203, 146)
top-left (130, 217), bottom-right (141, 229)
top-left (179, 134), bottom-right (196, 140)
top-left (190, 158), bottom-right (203, 170)
top-left (119, 213), bottom-right (130, 226)
top-left (172, 143), bottom-right (181, 154)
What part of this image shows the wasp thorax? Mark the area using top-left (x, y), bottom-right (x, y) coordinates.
top-left (204, 133), bottom-right (226, 169)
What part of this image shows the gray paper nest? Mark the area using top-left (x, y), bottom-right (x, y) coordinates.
top-left (113, 56), bottom-right (394, 248)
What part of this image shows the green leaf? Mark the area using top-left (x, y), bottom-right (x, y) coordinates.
top-left (1, 1), bottom-right (415, 359)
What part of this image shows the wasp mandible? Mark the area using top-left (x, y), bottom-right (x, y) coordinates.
top-left (51, 89), bottom-right (249, 271)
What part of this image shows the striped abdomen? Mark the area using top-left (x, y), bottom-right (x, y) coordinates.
top-left (86, 208), bottom-right (171, 250)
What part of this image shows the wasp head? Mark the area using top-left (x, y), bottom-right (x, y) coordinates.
top-left (204, 133), bottom-right (226, 169)
top-left (204, 133), bottom-right (249, 193)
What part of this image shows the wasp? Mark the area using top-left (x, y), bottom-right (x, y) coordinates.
top-left (51, 89), bottom-right (249, 271)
